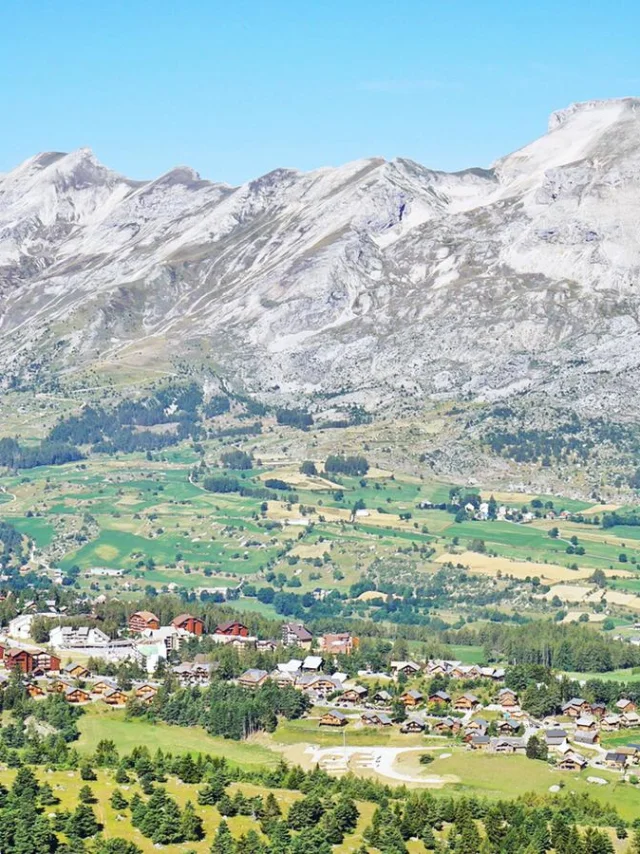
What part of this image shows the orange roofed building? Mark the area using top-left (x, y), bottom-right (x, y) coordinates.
top-left (171, 614), bottom-right (205, 636)
top-left (129, 611), bottom-right (160, 634)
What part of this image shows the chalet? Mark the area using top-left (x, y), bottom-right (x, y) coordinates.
top-left (281, 623), bottom-right (313, 649)
top-left (465, 718), bottom-right (489, 733)
top-left (497, 719), bottom-right (518, 735)
top-left (64, 686), bottom-right (90, 704)
top-left (561, 698), bottom-right (590, 717)
top-left (604, 751), bottom-right (628, 770)
top-left (464, 727), bottom-right (486, 743)
top-left (622, 711), bottom-right (640, 728)
top-left (26, 682), bottom-right (46, 698)
top-left (103, 687), bottom-right (128, 706)
top-left (135, 683), bottom-right (158, 701)
top-left (433, 717), bottom-right (460, 735)
top-left (558, 752), bottom-right (587, 771)
top-left (491, 737), bottom-right (526, 755)
top-left (497, 688), bottom-right (519, 708)
top-left (63, 662), bottom-right (90, 680)
top-left (574, 730), bottom-right (599, 746)
top-left (575, 714), bottom-right (597, 732)
top-left (400, 689), bottom-right (424, 708)
top-left (129, 611), bottom-right (160, 634)
top-left (171, 614), bottom-right (205, 636)
top-left (172, 662), bottom-right (211, 686)
top-left (302, 655), bottom-right (324, 672)
top-left (238, 669), bottom-right (269, 690)
top-left (28, 649), bottom-right (61, 673)
top-left (429, 690), bottom-right (451, 705)
top-left (297, 674), bottom-right (342, 699)
top-left (4, 648), bottom-right (34, 674)
top-left (271, 669), bottom-right (299, 687)
top-left (602, 714), bottom-right (621, 731)
top-left (469, 735), bottom-right (490, 750)
top-left (319, 710), bottom-right (347, 727)
top-left (400, 716), bottom-right (426, 734)
top-left (454, 693), bottom-right (480, 711)
top-left (48, 678), bottom-right (73, 694)
top-left (616, 698), bottom-right (637, 714)
top-left (91, 679), bottom-right (117, 695)
top-left (339, 686), bottom-right (368, 705)
top-left (391, 661), bottom-right (421, 678)
top-left (320, 633), bottom-right (356, 656)
top-left (361, 711), bottom-right (393, 727)
top-left (544, 728), bottom-right (568, 747)
top-left (256, 639), bottom-right (278, 653)
top-left (591, 702), bottom-right (607, 719)
top-left (371, 689), bottom-right (393, 707)
top-left (214, 620), bottom-right (249, 637)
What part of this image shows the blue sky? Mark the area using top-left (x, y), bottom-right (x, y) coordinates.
top-left (1, 0), bottom-right (639, 184)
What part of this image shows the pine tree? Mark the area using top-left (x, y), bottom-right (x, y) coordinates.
top-left (66, 803), bottom-right (100, 838)
top-left (79, 784), bottom-right (97, 804)
top-left (181, 800), bottom-right (204, 842)
top-left (210, 819), bottom-right (234, 854)
top-left (110, 789), bottom-right (129, 811)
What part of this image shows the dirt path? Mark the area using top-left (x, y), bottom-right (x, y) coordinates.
top-left (304, 744), bottom-right (456, 786)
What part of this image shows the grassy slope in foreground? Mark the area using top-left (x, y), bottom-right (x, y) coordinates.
top-left (77, 706), bottom-right (278, 768)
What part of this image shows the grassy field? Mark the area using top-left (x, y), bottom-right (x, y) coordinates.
top-left (399, 751), bottom-right (640, 819)
top-left (77, 706), bottom-right (278, 768)
top-left (563, 668), bottom-right (640, 683)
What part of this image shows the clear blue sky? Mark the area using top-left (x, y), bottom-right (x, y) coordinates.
top-left (2, 0), bottom-right (639, 184)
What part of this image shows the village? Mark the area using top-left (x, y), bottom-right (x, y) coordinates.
top-left (1, 610), bottom-right (639, 784)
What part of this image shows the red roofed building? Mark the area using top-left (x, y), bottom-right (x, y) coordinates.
top-left (171, 614), bottom-right (205, 636)
top-left (320, 632), bottom-right (357, 655)
top-left (5, 648), bottom-right (34, 674)
top-left (215, 620), bottom-right (249, 637)
top-left (129, 611), bottom-right (160, 634)
top-left (31, 649), bottom-right (61, 672)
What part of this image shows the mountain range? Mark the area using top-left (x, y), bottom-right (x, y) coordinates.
top-left (2, 97), bottom-right (640, 415)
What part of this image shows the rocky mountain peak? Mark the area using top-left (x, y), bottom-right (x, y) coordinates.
top-left (1, 99), bottom-right (640, 416)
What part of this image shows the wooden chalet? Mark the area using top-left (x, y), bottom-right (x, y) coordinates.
top-left (428, 690), bottom-right (451, 705)
top-left (64, 685), bottom-right (91, 704)
top-left (616, 698), bottom-right (637, 714)
top-left (361, 711), bottom-right (393, 727)
top-left (26, 682), bottom-right (46, 698)
top-left (319, 710), bottom-right (347, 727)
top-left (171, 613), bottom-right (205, 636)
top-left (433, 717), bottom-right (460, 735)
top-left (339, 686), bottom-right (368, 705)
top-left (400, 716), bottom-right (426, 734)
top-left (454, 693), bottom-right (480, 711)
top-left (558, 752), bottom-right (587, 771)
top-left (4, 648), bottom-right (34, 674)
top-left (400, 689), bottom-right (423, 708)
top-left (604, 751), bottom-right (628, 770)
top-left (497, 688), bottom-right (518, 708)
top-left (561, 697), bottom-right (591, 717)
top-left (91, 679), bottom-right (117, 695)
top-left (214, 620), bottom-right (249, 637)
top-left (238, 669), bottom-right (269, 690)
top-left (103, 687), bottom-right (128, 706)
top-left (63, 662), bottom-right (90, 680)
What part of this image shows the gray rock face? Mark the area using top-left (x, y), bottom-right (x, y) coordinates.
top-left (2, 98), bottom-right (640, 412)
